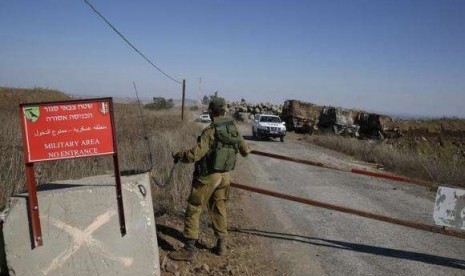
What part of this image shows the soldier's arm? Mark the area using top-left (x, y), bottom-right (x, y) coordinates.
top-left (179, 127), bottom-right (215, 163)
top-left (237, 127), bottom-right (251, 157)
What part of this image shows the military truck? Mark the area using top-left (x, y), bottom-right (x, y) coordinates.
top-left (281, 100), bottom-right (322, 133)
top-left (318, 107), bottom-right (360, 136)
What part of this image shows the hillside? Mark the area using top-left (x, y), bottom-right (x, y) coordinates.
top-left (0, 87), bottom-right (73, 109)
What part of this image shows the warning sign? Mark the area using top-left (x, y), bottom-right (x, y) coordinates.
top-left (20, 98), bottom-right (115, 162)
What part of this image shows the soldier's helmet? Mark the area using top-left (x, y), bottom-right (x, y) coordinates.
top-left (208, 97), bottom-right (226, 112)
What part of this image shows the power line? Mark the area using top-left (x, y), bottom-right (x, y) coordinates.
top-left (82, 0), bottom-right (183, 85)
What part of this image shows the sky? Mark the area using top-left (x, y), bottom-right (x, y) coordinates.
top-left (1, 0), bottom-right (464, 118)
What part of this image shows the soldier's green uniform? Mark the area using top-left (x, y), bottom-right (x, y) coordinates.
top-left (177, 116), bottom-right (250, 240)
top-left (169, 99), bottom-right (250, 261)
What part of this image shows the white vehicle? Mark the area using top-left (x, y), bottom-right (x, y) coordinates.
top-left (199, 112), bottom-right (211, 123)
top-left (252, 114), bottom-right (286, 142)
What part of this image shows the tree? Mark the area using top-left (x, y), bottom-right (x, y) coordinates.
top-left (202, 95), bottom-right (210, 105)
top-left (145, 97), bottom-right (174, 110)
top-left (201, 91), bottom-right (224, 106)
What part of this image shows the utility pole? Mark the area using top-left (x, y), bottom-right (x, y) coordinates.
top-left (181, 79), bottom-right (186, 121)
top-left (198, 77), bottom-right (202, 106)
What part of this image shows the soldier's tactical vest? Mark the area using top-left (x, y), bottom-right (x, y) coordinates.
top-left (198, 117), bottom-right (242, 175)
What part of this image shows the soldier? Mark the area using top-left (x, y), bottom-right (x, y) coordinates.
top-left (169, 97), bottom-right (250, 261)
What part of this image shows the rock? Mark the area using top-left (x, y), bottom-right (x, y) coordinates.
top-left (161, 256), bottom-right (168, 270)
top-left (202, 263), bottom-right (210, 273)
top-left (192, 264), bottom-right (203, 272)
top-left (226, 100), bottom-right (281, 118)
top-left (164, 259), bottom-right (178, 273)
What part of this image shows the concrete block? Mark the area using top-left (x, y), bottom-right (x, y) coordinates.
top-left (3, 173), bottom-right (160, 276)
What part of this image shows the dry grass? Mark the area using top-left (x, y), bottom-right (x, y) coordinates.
top-left (0, 88), bottom-right (200, 213)
top-left (396, 117), bottom-right (465, 134)
top-left (309, 134), bottom-right (465, 187)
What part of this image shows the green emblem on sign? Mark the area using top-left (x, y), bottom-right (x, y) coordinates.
top-left (24, 107), bottom-right (40, 123)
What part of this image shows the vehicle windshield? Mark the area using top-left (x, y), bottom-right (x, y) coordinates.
top-left (259, 116), bottom-right (281, 123)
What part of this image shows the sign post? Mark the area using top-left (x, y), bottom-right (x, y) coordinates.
top-left (19, 98), bottom-right (126, 248)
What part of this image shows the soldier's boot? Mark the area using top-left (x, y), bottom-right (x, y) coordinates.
top-left (215, 237), bottom-right (227, 256)
top-left (168, 239), bottom-right (196, 261)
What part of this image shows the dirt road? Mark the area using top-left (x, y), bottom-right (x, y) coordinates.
top-left (231, 123), bottom-right (465, 276)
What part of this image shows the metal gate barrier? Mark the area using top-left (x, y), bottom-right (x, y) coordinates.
top-left (229, 150), bottom-right (465, 239)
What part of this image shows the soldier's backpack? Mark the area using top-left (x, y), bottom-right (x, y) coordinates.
top-left (210, 117), bottom-right (242, 172)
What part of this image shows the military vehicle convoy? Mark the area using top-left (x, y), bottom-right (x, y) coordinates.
top-left (281, 99), bottom-right (400, 139)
